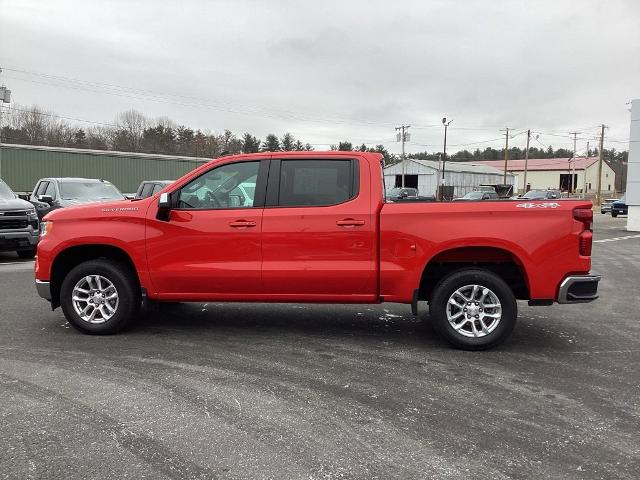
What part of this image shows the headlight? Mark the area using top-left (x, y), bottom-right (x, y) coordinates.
top-left (40, 221), bottom-right (53, 237)
top-left (27, 208), bottom-right (37, 216)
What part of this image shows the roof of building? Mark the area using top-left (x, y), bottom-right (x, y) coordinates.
top-left (474, 157), bottom-right (599, 172)
top-left (385, 158), bottom-right (509, 176)
top-left (0, 143), bottom-right (211, 163)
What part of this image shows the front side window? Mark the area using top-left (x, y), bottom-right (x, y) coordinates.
top-left (177, 161), bottom-right (259, 209)
top-left (278, 160), bottom-right (355, 207)
top-left (44, 182), bottom-right (57, 199)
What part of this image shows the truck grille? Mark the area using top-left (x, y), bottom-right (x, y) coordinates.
top-left (0, 219), bottom-right (29, 230)
top-left (1, 210), bottom-right (30, 216)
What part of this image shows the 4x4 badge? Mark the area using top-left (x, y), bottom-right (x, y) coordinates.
top-left (516, 202), bottom-right (560, 209)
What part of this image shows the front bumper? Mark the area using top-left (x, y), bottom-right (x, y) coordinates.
top-left (0, 230), bottom-right (39, 252)
top-left (35, 280), bottom-right (52, 301)
top-left (558, 272), bottom-right (600, 304)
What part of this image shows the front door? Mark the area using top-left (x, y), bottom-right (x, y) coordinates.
top-left (261, 157), bottom-right (377, 301)
top-left (145, 159), bottom-right (266, 298)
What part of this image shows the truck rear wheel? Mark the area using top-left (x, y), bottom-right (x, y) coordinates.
top-left (60, 259), bottom-right (140, 334)
top-left (429, 269), bottom-right (517, 350)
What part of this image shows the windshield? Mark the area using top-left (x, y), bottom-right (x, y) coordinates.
top-left (0, 180), bottom-right (16, 200)
top-left (462, 191), bottom-right (484, 199)
top-left (520, 190), bottom-right (546, 199)
top-left (59, 181), bottom-right (124, 201)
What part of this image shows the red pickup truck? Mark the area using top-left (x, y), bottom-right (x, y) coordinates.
top-left (34, 151), bottom-right (600, 350)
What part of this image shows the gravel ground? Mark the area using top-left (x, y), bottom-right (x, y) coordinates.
top-left (0, 214), bottom-right (638, 479)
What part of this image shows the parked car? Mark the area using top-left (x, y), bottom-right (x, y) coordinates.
top-left (454, 191), bottom-right (499, 201)
top-left (134, 180), bottom-right (173, 200)
top-left (0, 178), bottom-right (40, 258)
top-left (30, 178), bottom-right (126, 219)
top-left (35, 151), bottom-right (599, 350)
top-left (513, 189), bottom-right (561, 200)
top-left (611, 196), bottom-right (628, 217)
top-left (479, 184), bottom-right (514, 198)
top-left (386, 187), bottom-right (435, 202)
top-left (600, 198), bottom-right (618, 214)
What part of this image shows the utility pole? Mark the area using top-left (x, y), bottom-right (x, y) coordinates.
top-left (501, 127), bottom-right (511, 184)
top-left (584, 140), bottom-right (590, 198)
top-left (440, 117), bottom-right (453, 200)
top-left (595, 124), bottom-right (605, 206)
top-left (395, 125), bottom-right (410, 188)
top-left (569, 132), bottom-right (581, 195)
top-left (0, 68), bottom-right (12, 179)
top-left (522, 129), bottom-right (531, 194)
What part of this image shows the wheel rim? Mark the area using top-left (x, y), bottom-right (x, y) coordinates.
top-left (446, 284), bottom-right (502, 338)
top-left (71, 275), bottom-right (119, 324)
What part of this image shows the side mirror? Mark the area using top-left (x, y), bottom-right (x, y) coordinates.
top-left (38, 194), bottom-right (54, 205)
top-left (157, 192), bottom-right (172, 221)
top-left (158, 192), bottom-right (171, 209)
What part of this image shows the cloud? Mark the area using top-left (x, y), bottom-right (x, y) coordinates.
top-left (1, 0), bottom-right (638, 153)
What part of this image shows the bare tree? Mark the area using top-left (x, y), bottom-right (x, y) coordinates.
top-left (114, 110), bottom-right (147, 151)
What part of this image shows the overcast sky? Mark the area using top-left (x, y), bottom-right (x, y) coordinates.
top-left (1, 0), bottom-right (639, 154)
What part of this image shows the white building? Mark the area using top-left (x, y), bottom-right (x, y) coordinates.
top-left (383, 158), bottom-right (515, 198)
top-left (476, 157), bottom-right (616, 194)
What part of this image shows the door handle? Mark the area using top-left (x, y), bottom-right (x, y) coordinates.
top-left (336, 219), bottom-right (365, 227)
top-left (229, 220), bottom-right (257, 228)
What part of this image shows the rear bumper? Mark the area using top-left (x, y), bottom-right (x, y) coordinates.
top-left (557, 272), bottom-right (600, 304)
top-left (35, 280), bottom-right (52, 301)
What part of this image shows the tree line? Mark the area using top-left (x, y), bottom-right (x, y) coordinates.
top-left (0, 105), bottom-right (627, 183)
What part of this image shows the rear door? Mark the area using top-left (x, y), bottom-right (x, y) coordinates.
top-left (261, 157), bottom-right (377, 300)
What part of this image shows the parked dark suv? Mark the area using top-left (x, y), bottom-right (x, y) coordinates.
top-left (0, 178), bottom-right (39, 258)
top-left (134, 180), bottom-right (173, 199)
top-left (30, 178), bottom-right (126, 219)
top-left (611, 196), bottom-right (628, 217)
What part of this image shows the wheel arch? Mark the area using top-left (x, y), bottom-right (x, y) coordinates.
top-left (418, 246), bottom-right (531, 301)
top-left (50, 244), bottom-right (140, 309)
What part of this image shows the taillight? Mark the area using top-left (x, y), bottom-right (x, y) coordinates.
top-left (573, 208), bottom-right (593, 231)
top-left (579, 230), bottom-right (593, 256)
top-left (574, 208), bottom-right (593, 256)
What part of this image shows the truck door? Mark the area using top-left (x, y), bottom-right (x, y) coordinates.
top-left (260, 157), bottom-right (377, 300)
top-left (145, 159), bottom-right (267, 298)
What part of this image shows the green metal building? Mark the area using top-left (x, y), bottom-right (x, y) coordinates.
top-left (0, 143), bottom-right (210, 193)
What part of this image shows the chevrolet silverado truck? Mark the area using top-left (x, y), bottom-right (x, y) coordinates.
top-left (0, 178), bottom-right (39, 258)
top-left (34, 151), bottom-right (600, 350)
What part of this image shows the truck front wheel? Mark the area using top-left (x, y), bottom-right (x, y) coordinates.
top-left (429, 269), bottom-right (517, 350)
top-left (60, 259), bottom-right (140, 334)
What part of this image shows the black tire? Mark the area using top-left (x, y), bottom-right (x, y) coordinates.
top-left (17, 248), bottom-right (36, 259)
top-left (611, 212), bottom-right (618, 218)
top-left (429, 269), bottom-right (517, 350)
top-left (60, 259), bottom-right (140, 334)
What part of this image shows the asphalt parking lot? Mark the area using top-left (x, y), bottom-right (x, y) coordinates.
top-left (0, 214), bottom-right (639, 480)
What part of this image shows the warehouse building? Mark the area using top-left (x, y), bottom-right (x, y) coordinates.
top-left (0, 143), bottom-right (210, 194)
top-left (383, 158), bottom-right (516, 198)
top-left (475, 157), bottom-right (616, 194)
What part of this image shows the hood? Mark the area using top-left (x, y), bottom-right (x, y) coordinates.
top-left (0, 197), bottom-right (35, 211)
top-left (58, 197), bottom-right (123, 207)
top-left (44, 197), bottom-right (147, 221)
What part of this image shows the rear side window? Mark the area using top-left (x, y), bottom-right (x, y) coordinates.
top-left (140, 183), bottom-right (154, 198)
top-left (277, 160), bottom-right (357, 207)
